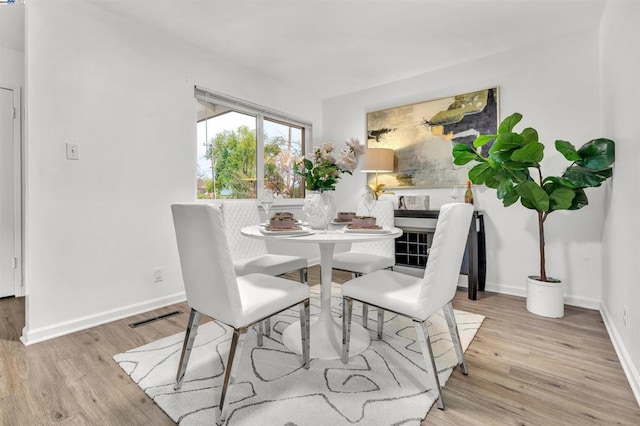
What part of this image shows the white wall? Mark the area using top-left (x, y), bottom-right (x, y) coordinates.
top-left (324, 28), bottom-right (606, 307)
top-left (23, 0), bottom-right (322, 343)
top-left (0, 46), bottom-right (24, 89)
top-left (600, 0), bottom-right (640, 404)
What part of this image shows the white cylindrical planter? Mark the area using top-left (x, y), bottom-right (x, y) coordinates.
top-left (526, 276), bottom-right (564, 318)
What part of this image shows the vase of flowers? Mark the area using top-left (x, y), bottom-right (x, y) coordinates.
top-left (302, 190), bottom-right (336, 230)
top-left (294, 138), bottom-right (365, 229)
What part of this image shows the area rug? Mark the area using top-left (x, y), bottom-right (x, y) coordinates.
top-left (114, 286), bottom-right (484, 425)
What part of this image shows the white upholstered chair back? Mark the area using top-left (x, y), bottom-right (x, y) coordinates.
top-left (221, 200), bottom-right (268, 260)
top-left (417, 202), bottom-right (473, 319)
top-left (350, 199), bottom-right (395, 256)
top-left (171, 204), bottom-right (243, 327)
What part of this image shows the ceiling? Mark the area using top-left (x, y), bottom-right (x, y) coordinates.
top-left (3, 1), bottom-right (606, 99)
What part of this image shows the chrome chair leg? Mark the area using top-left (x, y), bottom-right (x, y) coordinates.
top-left (414, 319), bottom-right (444, 410)
top-left (218, 327), bottom-right (247, 424)
top-left (362, 304), bottom-right (369, 328)
top-left (342, 296), bottom-right (353, 363)
top-left (377, 309), bottom-right (384, 340)
top-left (257, 321), bottom-right (264, 347)
top-left (443, 302), bottom-right (468, 374)
top-left (258, 317), bottom-right (271, 347)
top-left (265, 317), bottom-right (271, 337)
top-left (174, 308), bottom-right (202, 390)
top-left (299, 299), bottom-right (310, 368)
top-left (300, 267), bottom-right (308, 284)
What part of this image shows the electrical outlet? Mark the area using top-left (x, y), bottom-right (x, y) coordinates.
top-left (623, 305), bottom-right (628, 327)
top-left (66, 143), bottom-right (79, 160)
top-left (153, 267), bottom-right (164, 283)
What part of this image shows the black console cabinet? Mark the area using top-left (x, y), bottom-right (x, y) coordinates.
top-left (394, 209), bottom-right (486, 300)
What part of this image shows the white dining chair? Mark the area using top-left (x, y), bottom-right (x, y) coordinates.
top-left (171, 203), bottom-right (310, 424)
top-left (341, 202), bottom-right (473, 410)
top-left (332, 199), bottom-right (395, 328)
top-left (222, 200), bottom-right (308, 345)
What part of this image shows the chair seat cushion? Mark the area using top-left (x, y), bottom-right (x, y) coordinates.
top-left (341, 269), bottom-right (427, 320)
top-left (332, 252), bottom-right (394, 274)
top-left (235, 273), bottom-right (310, 327)
top-left (233, 254), bottom-right (307, 277)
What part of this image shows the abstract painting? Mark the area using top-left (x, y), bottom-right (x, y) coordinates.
top-left (366, 87), bottom-right (499, 187)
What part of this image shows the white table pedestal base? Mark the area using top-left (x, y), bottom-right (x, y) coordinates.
top-left (282, 315), bottom-right (371, 360)
top-left (238, 229), bottom-right (402, 361)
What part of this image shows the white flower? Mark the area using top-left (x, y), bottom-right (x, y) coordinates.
top-left (322, 153), bottom-right (337, 164)
top-left (336, 150), bottom-right (357, 171)
top-left (294, 137), bottom-right (363, 190)
top-left (321, 142), bottom-right (334, 154)
top-left (346, 137), bottom-right (366, 156)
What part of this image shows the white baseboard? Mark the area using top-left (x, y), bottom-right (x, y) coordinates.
top-left (482, 281), bottom-right (600, 310)
top-left (600, 303), bottom-right (640, 406)
top-left (483, 281), bottom-right (526, 298)
top-left (564, 294), bottom-right (600, 310)
top-left (20, 292), bottom-right (186, 346)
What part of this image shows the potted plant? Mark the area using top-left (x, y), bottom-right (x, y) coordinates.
top-left (452, 112), bottom-right (615, 318)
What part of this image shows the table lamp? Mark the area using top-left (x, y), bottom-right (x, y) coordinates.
top-left (360, 148), bottom-right (394, 198)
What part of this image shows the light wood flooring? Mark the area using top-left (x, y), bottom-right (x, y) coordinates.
top-left (1, 266), bottom-right (638, 425)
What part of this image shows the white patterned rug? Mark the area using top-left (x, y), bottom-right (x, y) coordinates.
top-left (114, 287), bottom-right (484, 425)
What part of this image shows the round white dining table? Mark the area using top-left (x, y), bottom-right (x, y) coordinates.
top-left (241, 224), bottom-right (403, 360)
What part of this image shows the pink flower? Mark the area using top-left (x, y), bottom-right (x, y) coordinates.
top-left (293, 138), bottom-right (363, 190)
top-left (346, 137), bottom-right (366, 156)
top-left (321, 142), bottom-right (334, 154)
top-left (336, 150), bottom-right (357, 172)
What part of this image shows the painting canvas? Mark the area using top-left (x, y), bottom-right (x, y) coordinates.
top-left (366, 87), bottom-right (499, 187)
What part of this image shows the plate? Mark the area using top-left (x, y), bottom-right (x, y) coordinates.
top-left (259, 226), bottom-right (314, 236)
top-left (261, 220), bottom-right (309, 227)
top-left (331, 219), bottom-right (352, 225)
top-left (343, 225), bottom-right (391, 234)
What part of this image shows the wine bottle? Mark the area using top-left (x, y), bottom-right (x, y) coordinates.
top-left (464, 180), bottom-right (474, 205)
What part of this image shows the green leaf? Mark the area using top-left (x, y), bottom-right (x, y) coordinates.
top-left (468, 162), bottom-right (494, 184)
top-left (516, 181), bottom-right (549, 212)
top-left (577, 138), bottom-right (615, 170)
top-left (489, 150), bottom-right (513, 163)
top-left (555, 140), bottom-right (581, 162)
top-left (543, 176), bottom-right (579, 189)
top-left (502, 188), bottom-right (520, 207)
top-left (568, 188), bottom-right (589, 210)
top-left (521, 196), bottom-right (537, 210)
top-left (563, 166), bottom-right (613, 187)
top-left (512, 142), bottom-right (544, 163)
top-left (520, 127), bottom-right (539, 144)
top-left (473, 134), bottom-right (497, 148)
top-left (498, 112), bottom-right (523, 134)
top-left (452, 143), bottom-right (481, 165)
top-left (303, 158), bottom-right (314, 171)
top-left (503, 160), bottom-right (537, 170)
top-left (484, 174), bottom-right (501, 189)
top-left (491, 132), bottom-right (525, 152)
top-left (499, 166), bottom-right (530, 183)
top-left (497, 178), bottom-right (514, 199)
top-left (547, 185), bottom-right (575, 211)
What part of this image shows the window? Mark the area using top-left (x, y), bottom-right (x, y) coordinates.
top-left (195, 87), bottom-right (310, 200)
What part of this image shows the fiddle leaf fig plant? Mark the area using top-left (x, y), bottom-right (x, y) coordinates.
top-left (452, 112), bottom-right (615, 282)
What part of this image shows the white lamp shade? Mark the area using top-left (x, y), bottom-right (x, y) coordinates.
top-left (360, 148), bottom-right (394, 172)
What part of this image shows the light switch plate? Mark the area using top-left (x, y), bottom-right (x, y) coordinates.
top-left (66, 143), bottom-right (79, 160)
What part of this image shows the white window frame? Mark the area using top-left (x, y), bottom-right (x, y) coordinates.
top-left (195, 86), bottom-right (311, 206)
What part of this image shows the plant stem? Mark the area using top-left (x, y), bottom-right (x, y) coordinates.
top-left (538, 210), bottom-right (547, 281)
top-left (536, 166), bottom-right (548, 281)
